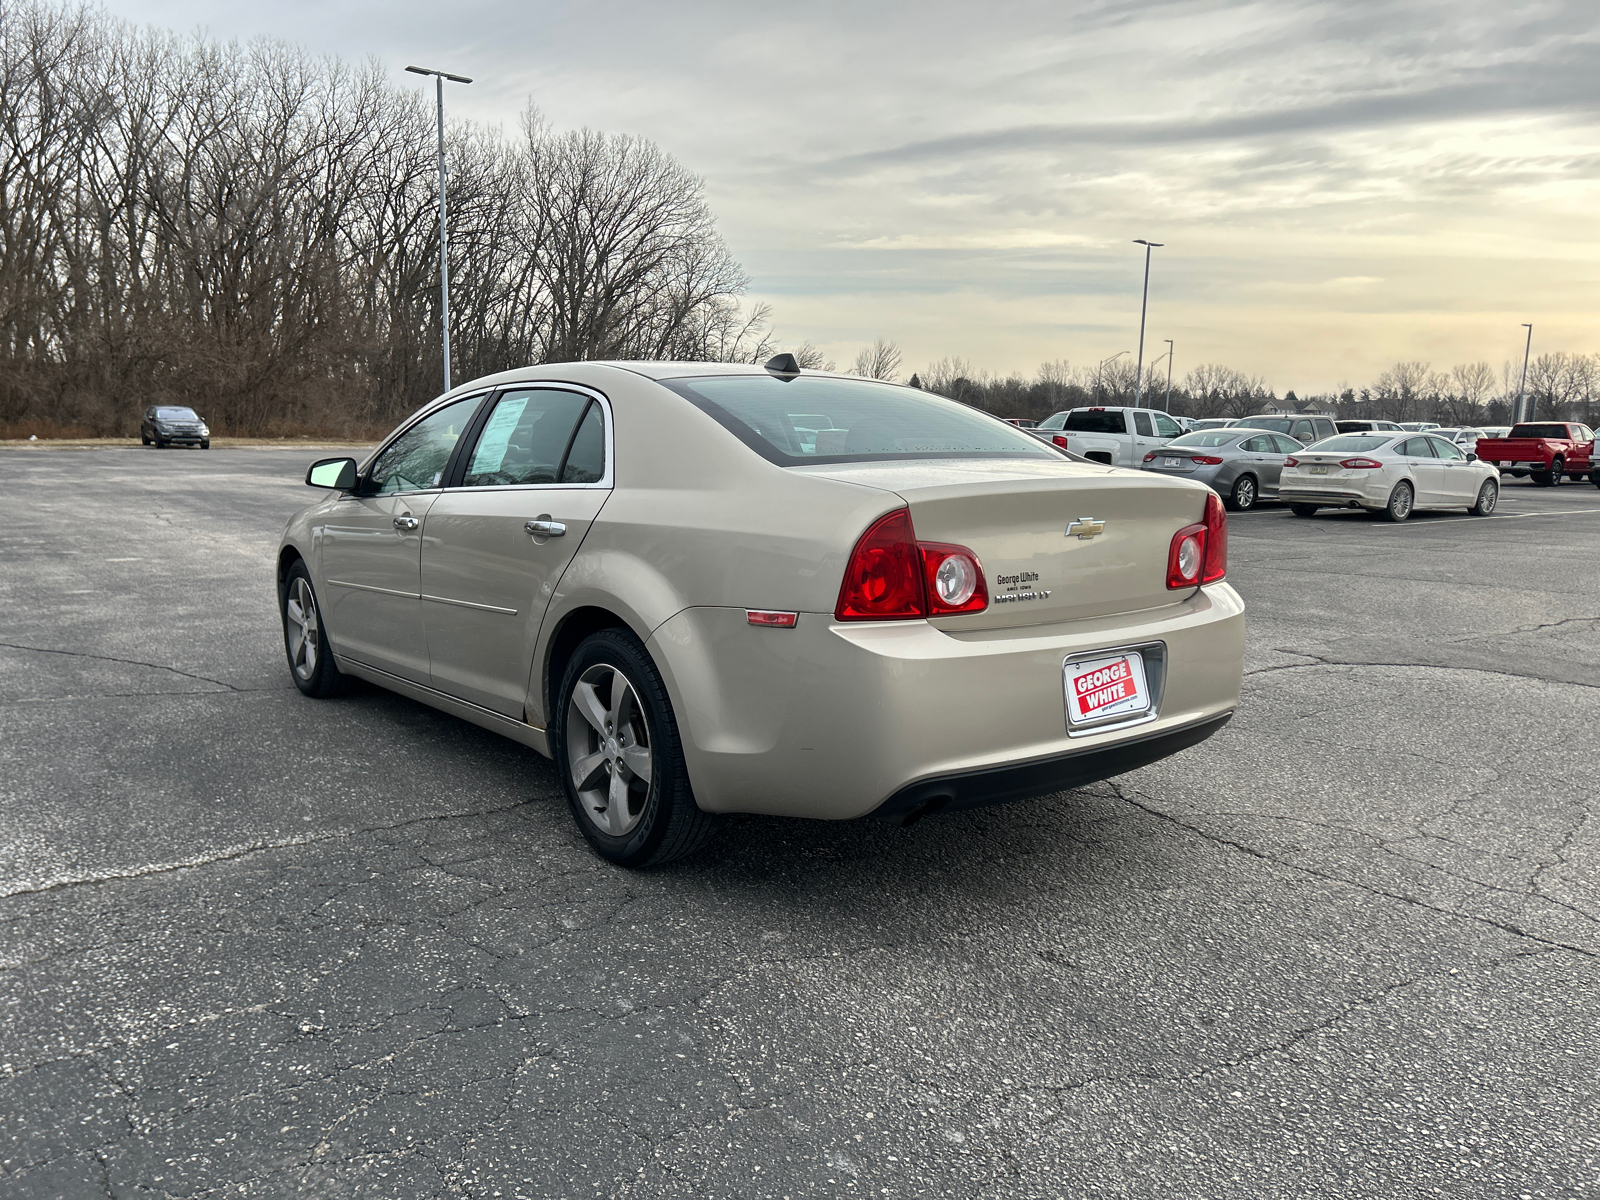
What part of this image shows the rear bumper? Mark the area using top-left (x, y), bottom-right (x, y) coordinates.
top-left (867, 711), bottom-right (1231, 823)
top-left (647, 584), bottom-right (1246, 820)
top-left (1278, 487), bottom-right (1374, 507)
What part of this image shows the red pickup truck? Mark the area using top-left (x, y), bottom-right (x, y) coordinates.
top-left (1474, 422), bottom-right (1595, 486)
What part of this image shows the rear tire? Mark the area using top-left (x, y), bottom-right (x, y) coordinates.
top-left (1590, 470), bottom-right (1600, 489)
top-left (280, 561), bottom-right (348, 698)
top-left (1383, 480), bottom-right (1414, 522)
top-left (141, 433), bottom-right (151, 446)
top-left (1468, 478), bottom-right (1498, 516)
top-left (153, 435), bottom-right (165, 449)
top-left (1228, 474), bottom-right (1258, 511)
top-left (1289, 503), bottom-right (1319, 518)
top-left (1536, 457), bottom-right (1563, 487)
top-left (553, 628), bottom-right (717, 868)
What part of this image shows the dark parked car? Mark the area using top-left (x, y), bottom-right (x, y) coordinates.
top-left (1234, 414), bottom-right (1338, 443)
top-left (1336, 419), bottom-right (1404, 434)
top-left (141, 406), bottom-right (210, 448)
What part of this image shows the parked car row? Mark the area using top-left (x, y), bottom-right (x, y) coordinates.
top-left (1025, 406), bottom-right (1600, 519)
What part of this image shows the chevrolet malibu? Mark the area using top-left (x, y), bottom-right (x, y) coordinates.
top-left (277, 359), bottom-right (1245, 866)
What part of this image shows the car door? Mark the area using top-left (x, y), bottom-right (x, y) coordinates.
top-left (1397, 436), bottom-right (1444, 504)
top-left (318, 394), bottom-right (486, 684)
top-left (1132, 411), bottom-right (1161, 463)
top-left (1152, 411), bottom-right (1183, 446)
top-left (419, 387), bottom-right (613, 718)
top-left (1429, 436), bottom-right (1479, 501)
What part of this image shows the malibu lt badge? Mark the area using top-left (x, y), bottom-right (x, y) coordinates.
top-left (1067, 517), bottom-right (1105, 541)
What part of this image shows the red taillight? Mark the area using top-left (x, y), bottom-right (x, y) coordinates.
top-left (1167, 492), bottom-right (1227, 589)
top-left (920, 544), bottom-right (989, 615)
top-left (1202, 491), bottom-right (1226, 584)
top-left (1340, 457), bottom-right (1382, 469)
top-left (1051, 434), bottom-right (1069, 449)
top-left (835, 509), bottom-right (924, 620)
top-left (1189, 455), bottom-right (1223, 465)
top-left (1143, 452), bottom-right (1156, 462)
top-left (835, 509), bottom-right (989, 620)
top-left (1283, 456), bottom-right (1299, 467)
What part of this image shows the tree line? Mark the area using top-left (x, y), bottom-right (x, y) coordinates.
top-left (0, 1), bottom-right (772, 437)
top-left (893, 351), bottom-right (1599, 428)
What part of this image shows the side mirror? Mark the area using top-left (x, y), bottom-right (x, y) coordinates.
top-left (306, 457), bottom-right (359, 490)
top-left (1466, 452), bottom-right (1478, 462)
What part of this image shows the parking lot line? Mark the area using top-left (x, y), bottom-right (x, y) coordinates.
top-left (1365, 506), bottom-right (1600, 527)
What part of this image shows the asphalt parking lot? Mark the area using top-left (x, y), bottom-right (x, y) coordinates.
top-left (2, 447), bottom-right (1597, 1199)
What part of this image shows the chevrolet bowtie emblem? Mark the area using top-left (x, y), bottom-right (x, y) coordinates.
top-left (1067, 517), bottom-right (1105, 540)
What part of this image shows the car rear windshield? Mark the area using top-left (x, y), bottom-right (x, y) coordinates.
top-left (1166, 431), bottom-right (1241, 448)
top-left (1061, 410), bottom-right (1129, 434)
top-left (1508, 424), bottom-right (1568, 439)
top-left (1305, 434), bottom-right (1397, 453)
top-left (660, 375), bottom-right (1055, 465)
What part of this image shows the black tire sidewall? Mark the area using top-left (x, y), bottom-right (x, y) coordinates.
top-left (1231, 475), bottom-right (1256, 510)
top-left (552, 630), bottom-right (686, 867)
top-left (281, 562), bottom-right (340, 698)
top-left (1290, 504), bottom-right (1318, 518)
top-left (1386, 482), bottom-right (1413, 521)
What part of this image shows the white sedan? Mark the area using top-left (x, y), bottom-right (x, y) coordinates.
top-left (278, 359), bottom-right (1245, 866)
top-left (1279, 432), bottom-right (1500, 521)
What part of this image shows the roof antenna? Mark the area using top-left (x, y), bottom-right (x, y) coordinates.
top-left (764, 352), bottom-right (801, 378)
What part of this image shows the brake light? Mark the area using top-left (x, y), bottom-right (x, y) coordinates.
top-left (1051, 435), bottom-right (1069, 449)
top-left (1189, 455), bottom-right (1223, 465)
top-left (1202, 491), bottom-right (1226, 584)
top-left (1143, 452), bottom-right (1156, 462)
top-left (835, 508), bottom-right (988, 620)
top-left (1283, 456), bottom-right (1299, 467)
top-left (1167, 492), bottom-right (1227, 589)
top-left (1340, 457), bottom-right (1382, 469)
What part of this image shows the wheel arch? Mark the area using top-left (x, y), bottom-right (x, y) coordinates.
top-left (540, 604), bottom-right (645, 729)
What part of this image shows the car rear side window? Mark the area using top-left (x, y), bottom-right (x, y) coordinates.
top-left (463, 389), bottom-right (590, 487)
top-left (661, 375), bottom-right (1053, 465)
top-left (560, 402), bottom-right (605, 483)
top-left (1063, 410), bottom-right (1129, 434)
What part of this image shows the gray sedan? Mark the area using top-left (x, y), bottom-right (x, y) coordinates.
top-left (1140, 428), bottom-right (1305, 510)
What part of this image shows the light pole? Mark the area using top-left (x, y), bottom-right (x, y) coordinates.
top-left (1096, 350), bottom-right (1128, 403)
top-left (1163, 338), bottom-right (1174, 410)
top-left (406, 64), bottom-right (473, 392)
top-left (1514, 323), bottom-right (1533, 424)
top-left (1131, 238), bottom-right (1163, 406)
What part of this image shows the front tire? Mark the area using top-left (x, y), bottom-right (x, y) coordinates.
top-left (1289, 503), bottom-right (1319, 518)
top-left (1468, 478), bottom-right (1498, 516)
top-left (1383, 480), bottom-right (1414, 522)
top-left (281, 562), bottom-right (347, 698)
top-left (1228, 474), bottom-right (1258, 511)
top-left (200, 439), bottom-right (210, 449)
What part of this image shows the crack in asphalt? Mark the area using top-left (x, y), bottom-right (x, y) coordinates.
top-left (1239, 652), bottom-right (1600, 690)
top-left (0, 800), bottom-right (537, 900)
top-left (1111, 784), bottom-right (1599, 959)
top-left (0, 641), bottom-right (249, 692)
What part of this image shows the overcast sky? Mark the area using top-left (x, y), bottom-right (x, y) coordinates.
top-left (110, 0), bottom-right (1599, 393)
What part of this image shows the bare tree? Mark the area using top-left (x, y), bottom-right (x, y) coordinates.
top-left (850, 338), bottom-right (901, 381)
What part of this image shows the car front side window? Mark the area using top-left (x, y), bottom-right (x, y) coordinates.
top-left (366, 396), bottom-right (483, 495)
top-left (1432, 438), bottom-right (1466, 460)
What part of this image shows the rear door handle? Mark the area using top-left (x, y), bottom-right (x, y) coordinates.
top-left (525, 519), bottom-right (566, 537)
top-left (393, 514), bottom-right (420, 531)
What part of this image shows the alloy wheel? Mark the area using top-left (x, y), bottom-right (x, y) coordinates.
top-left (1476, 480), bottom-right (1497, 515)
top-left (1233, 476), bottom-right (1256, 510)
top-left (1388, 482), bottom-right (1413, 520)
top-left (284, 577), bottom-right (320, 681)
top-left (565, 663), bottom-right (653, 838)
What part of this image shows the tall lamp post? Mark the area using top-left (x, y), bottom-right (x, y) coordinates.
top-left (1096, 350), bottom-right (1128, 403)
top-left (406, 64), bottom-right (473, 392)
top-left (1162, 338), bottom-right (1175, 411)
top-left (1514, 323), bottom-right (1533, 424)
top-left (1131, 238), bottom-right (1163, 406)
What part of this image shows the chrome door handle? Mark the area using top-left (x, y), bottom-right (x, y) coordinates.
top-left (393, 515), bottom-right (420, 531)
top-left (525, 519), bottom-right (566, 537)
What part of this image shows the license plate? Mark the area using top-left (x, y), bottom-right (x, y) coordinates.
top-left (1163, 457), bottom-right (1180, 468)
top-left (1309, 465), bottom-right (1329, 474)
top-left (1065, 652), bottom-right (1151, 727)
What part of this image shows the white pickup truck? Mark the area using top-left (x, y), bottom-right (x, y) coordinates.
top-left (1033, 406), bottom-right (1184, 466)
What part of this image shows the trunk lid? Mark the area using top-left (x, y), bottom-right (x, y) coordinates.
top-left (792, 459), bottom-right (1212, 629)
